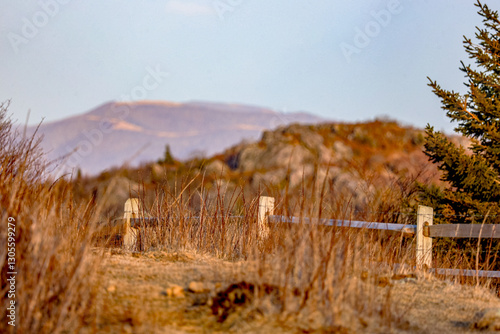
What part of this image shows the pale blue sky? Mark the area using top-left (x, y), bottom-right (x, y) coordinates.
top-left (0, 0), bottom-right (485, 133)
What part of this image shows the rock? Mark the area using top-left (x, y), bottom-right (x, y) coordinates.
top-left (251, 169), bottom-right (287, 188)
top-left (106, 285), bottom-right (116, 293)
top-left (289, 164), bottom-right (315, 189)
top-left (96, 176), bottom-right (141, 209)
top-left (166, 284), bottom-right (185, 298)
top-left (204, 159), bottom-right (229, 176)
top-left (210, 281), bottom-right (256, 322)
top-left (238, 141), bottom-right (314, 173)
top-left (151, 163), bottom-right (165, 178)
top-left (237, 146), bottom-right (265, 172)
top-left (392, 273), bottom-right (418, 284)
top-left (188, 281), bottom-right (211, 293)
top-left (398, 277), bottom-right (417, 284)
top-left (333, 141), bottom-right (353, 161)
top-left (317, 146), bottom-right (334, 164)
top-left (473, 308), bottom-right (500, 330)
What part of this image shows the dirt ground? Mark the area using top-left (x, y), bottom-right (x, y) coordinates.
top-left (84, 249), bottom-right (500, 333)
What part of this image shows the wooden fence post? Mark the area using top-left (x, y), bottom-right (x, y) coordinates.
top-left (258, 196), bottom-right (274, 238)
top-left (416, 205), bottom-right (433, 269)
top-left (123, 198), bottom-right (139, 249)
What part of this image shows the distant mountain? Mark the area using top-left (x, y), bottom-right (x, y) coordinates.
top-left (28, 101), bottom-right (327, 176)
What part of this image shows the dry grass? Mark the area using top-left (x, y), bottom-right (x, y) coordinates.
top-left (92, 249), bottom-right (500, 333)
top-left (103, 167), bottom-right (430, 331)
top-left (0, 101), bottom-right (103, 333)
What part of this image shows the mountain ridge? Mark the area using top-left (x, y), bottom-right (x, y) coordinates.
top-left (27, 100), bottom-right (327, 176)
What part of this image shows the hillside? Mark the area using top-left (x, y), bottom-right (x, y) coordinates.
top-left (73, 119), bottom-right (455, 223)
top-left (221, 120), bottom-right (434, 188)
top-left (28, 101), bottom-right (326, 176)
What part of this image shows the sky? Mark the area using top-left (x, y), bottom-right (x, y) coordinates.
top-left (0, 0), bottom-right (487, 133)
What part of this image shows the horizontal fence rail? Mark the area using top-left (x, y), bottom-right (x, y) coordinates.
top-left (431, 268), bottom-right (500, 278)
top-left (269, 215), bottom-right (417, 234)
top-left (267, 215), bottom-right (500, 239)
top-left (425, 224), bottom-right (500, 238)
top-left (393, 263), bottom-right (500, 278)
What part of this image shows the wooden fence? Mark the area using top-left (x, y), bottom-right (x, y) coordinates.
top-left (120, 196), bottom-right (500, 278)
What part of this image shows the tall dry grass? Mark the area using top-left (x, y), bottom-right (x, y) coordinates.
top-left (115, 166), bottom-right (422, 330)
top-left (0, 101), bottom-right (102, 333)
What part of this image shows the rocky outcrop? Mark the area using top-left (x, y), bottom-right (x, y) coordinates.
top-left (221, 121), bottom-right (441, 204)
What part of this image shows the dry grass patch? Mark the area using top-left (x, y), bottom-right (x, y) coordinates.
top-left (89, 249), bottom-right (500, 333)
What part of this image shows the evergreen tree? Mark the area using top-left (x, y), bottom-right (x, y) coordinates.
top-left (424, 1), bottom-right (500, 223)
top-left (160, 144), bottom-right (175, 165)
